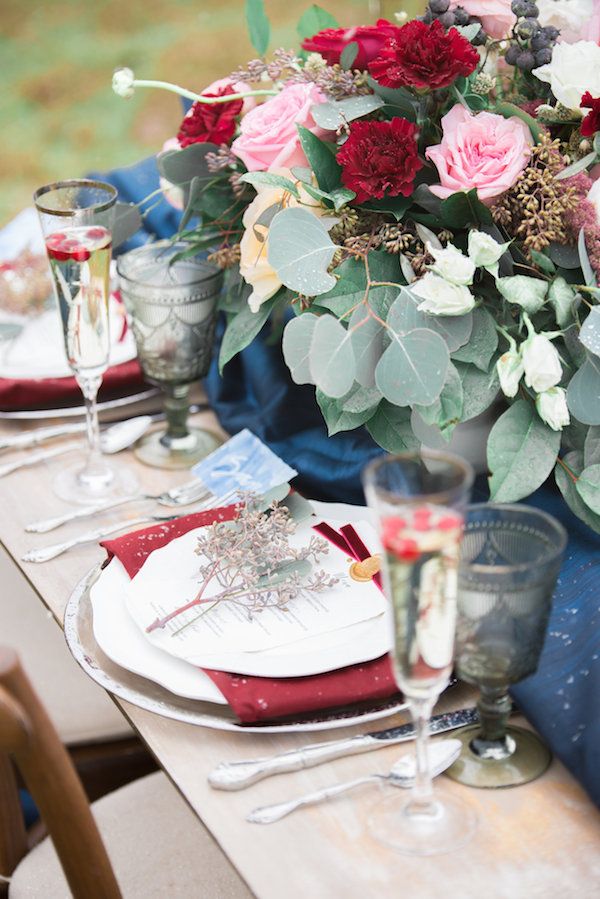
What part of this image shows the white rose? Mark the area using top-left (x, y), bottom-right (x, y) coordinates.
top-left (522, 333), bottom-right (563, 392)
top-left (112, 67), bottom-right (135, 99)
top-left (533, 42), bottom-right (600, 114)
top-left (496, 347), bottom-right (524, 398)
top-left (536, 387), bottom-right (570, 431)
top-left (537, 0), bottom-right (594, 44)
top-left (588, 179), bottom-right (600, 223)
top-left (427, 242), bottom-right (475, 286)
top-left (468, 230), bottom-right (511, 277)
top-left (412, 272), bottom-right (475, 316)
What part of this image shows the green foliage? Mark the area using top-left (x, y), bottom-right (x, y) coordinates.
top-left (157, 142), bottom-right (219, 185)
top-left (375, 327), bottom-right (449, 407)
top-left (268, 207), bottom-right (337, 295)
top-left (495, 275), bottom-right (548, 314)
top-left (487, 399), bottom-right (561, 502)
top-left (311, 95), bottom-right (384, 130)
top-left (555, 451), bottom-right (600, 533)
top-left (566, 353), bottom-right (600, 425)
top-left (316, 386), bottom-right (380, 436)
top-left (240, 172), bottom-right (300, 198)
top-left (579, 307), bottom-right (600, 357)
top-left (455, 362), bottom-right (500, 422)
top-left (296, 5), bottom-right (339, 40)
top-left (296, 126), bottom-right (342, 193)
top-left (219, 293), bottom-right (283, 372)
top-left (310, 315), bottom-right (356, 397)
top-left (440, 190), bottom-right (492, 228)
top-left (282, 314), bottom-right (319, 384)
top-left (366, 402), bottom-right (420, 453)
top-left (245, 0), bottom-right (270, 55)
top-left (451, 308), bottom-right (498, 371)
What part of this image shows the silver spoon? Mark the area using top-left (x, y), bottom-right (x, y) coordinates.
top-left (0, 416), bottom-right (153, 478)
top-left (24, 477), bottom-right (221, 534)
top-left (246, 739), bottom-right (462, 825)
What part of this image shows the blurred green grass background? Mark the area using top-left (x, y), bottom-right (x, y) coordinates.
top-left (0, 0), bottom-right (424, 227)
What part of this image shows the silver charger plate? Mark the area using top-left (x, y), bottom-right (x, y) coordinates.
top-left (64, 565), bottom-right (409, 734)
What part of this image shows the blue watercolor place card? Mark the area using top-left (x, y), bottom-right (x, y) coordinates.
top-left (191, 428), bottom-right (297, 501)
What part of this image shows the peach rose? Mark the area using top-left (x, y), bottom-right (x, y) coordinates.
top-left (448, 0), bottom-right (515, 39)
top-left (231, 83), bottom-right (329, 172)
top-left (426, 105), bottom-right (533, 204)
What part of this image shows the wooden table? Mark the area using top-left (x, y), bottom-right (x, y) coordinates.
top-left (1, 407), bottom-right (599, 899)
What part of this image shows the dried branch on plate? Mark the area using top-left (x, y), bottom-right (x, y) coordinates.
top-left (146, 496), bottom-right (338, 634)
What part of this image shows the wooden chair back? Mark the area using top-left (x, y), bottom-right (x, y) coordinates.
top-left (0, 646), bottom-right (121, 898)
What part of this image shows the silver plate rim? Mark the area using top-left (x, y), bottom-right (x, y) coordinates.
top-left (64, 564), bottom-right (409, 734)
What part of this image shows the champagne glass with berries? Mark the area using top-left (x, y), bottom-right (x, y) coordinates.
top-left (34, 179), bottom-right (136, 502)
top-left (362, 450), bottom-right (477, 856)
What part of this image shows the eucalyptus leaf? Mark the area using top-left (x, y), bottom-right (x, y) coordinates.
top-left (366, 402), bottom-right (420, 453)
top-left (410, 411), bottom-right (448, 449)
top-left (440, 189), bottom-right (492, 228)
top-left (548, 242), bottom-right (581, 269)
top-left (455, 362), bottom-right (500, 421)
top-left (584, 425), bottom-right (600, 466)
top-left (415, 363), bottom-right (463, 432)
top-left (375, 328), bottom-right (449, 407)
top-left (239, 172), bottom-right (300, 198)
top-left (579, 229), bottom-right (597, 287)
top-left (316, 388), bottom-right (379, 436)
top-left (575, 463), bottom-right (600, 514)
top-left (309, 315), bottom-right (356, 397)
top-left (555, 451), bottom-right (600, 534)
top-left (415, 223), bottom-right (442, 251)
top-left (246, 0), bottom-right (270, 55)
top-left (366, 77), bottom-right (417, 121)
top-left (341, 383), bottom-right (382, 413)
top-left (451, 307), bottom-right (498, 371)
top-left (566, 353), bottom-right (600, 425)
top-left (340, 41), bottom-right (359, 70)
top-left (530, 249), bottom-right (556, 275)
top-left (219, 293), bottom-right (281, 372)
top-left (349, 305), bottom-right (385, 388)
top-left (111, 203), bottom-right (143, 248)
top-left (579, 306), bottom-right (600, 356)
top-left (488, 399), bottom-right (561, 502)
top-left (158, 142), bottom-right (219, 185)
top-left (556, 151), bottom-right (597, 181)
top-left (387, 289), bottom-right (472, 351)
top-left (316, 278), bottom-right (365, 317)
top-left (548, 276), bottom-right (577, 328)
top-left (282, 313), bottom-right (319, 384)
top-left (296, 5), bottom-right (339, 39)
top-left (496, 275), bottom-right (548, 314)
top-left (455, 23), bottom-right (481, 41)
top-left (268, 207), bottom-right (337, 295)
top-left (311, 95), bottom-right (384, 131)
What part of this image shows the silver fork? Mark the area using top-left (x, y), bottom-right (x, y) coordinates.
top-left (21, 490), bottom-right (237, 563)
top-left (25, 479), bottom-right (217, 534)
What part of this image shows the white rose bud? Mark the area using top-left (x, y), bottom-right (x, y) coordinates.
top-left (496, 346), bottom-right (524, 398)
top-left (522, 332), bottom-right (563, 392)
top-left (427, 242), bottom-right (475, 286)
top-left (468, 230), bottom-right (511, 277)
top-left (112, 67), bottom-right (136, 99)
top-left (536, 387), bottom-right (570, 431)
top-left (412, 272), bottom-right (475, 317)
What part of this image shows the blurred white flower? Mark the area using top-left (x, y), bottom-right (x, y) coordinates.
top-left (496, 345), bottom-right (524, 398)
top-left (522, 332), bottom-right (563, 392)
top-left (468, 230), bottom-right (511, 276)
top-left (533, 42), bottom-right (600, 113)
top-left (412, 273), bottom-right (475, 316)
top-left (112, 67), bottom-right (135, 99)
top-left (536, 387), bottom-right (570, 431)
top-left (427, 242), bottom-right (475, 286)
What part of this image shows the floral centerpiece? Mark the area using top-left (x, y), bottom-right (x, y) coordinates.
top-left (113, 0), bottom-right (600, 534)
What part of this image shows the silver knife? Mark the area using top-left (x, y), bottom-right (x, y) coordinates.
top-left (208, 706), bottom-right (478, 791)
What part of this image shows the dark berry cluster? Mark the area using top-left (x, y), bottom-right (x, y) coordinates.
top-left (419, 0), bottom-right (487, 46)
top-left (505, 1), bottom-right (559, 73)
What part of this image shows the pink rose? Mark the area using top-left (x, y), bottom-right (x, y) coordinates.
top-left (426, 105), bottom-right (533, 204)
top-left (231, 83), bottom-right (329, 172)
top-left (449, 0), bottom-right (516, 40)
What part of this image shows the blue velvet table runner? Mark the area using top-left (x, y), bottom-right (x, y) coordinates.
top-left (99, 157), bottom-right (600, 808)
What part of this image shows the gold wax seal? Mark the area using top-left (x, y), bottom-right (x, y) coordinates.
top-left (349, 555), bottom-right (381, 582)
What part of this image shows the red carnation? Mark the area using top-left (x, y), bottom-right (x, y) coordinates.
top-left (177, 86), bottom-right (243, 148)
top-left (336, 118), bottom-right (423, 204)
top-left (302, 19), bottom-right (402, 70)
top-left (581, 92), bottom-right (600, 138)
top-left (368, 19), bottom-right (479, 92)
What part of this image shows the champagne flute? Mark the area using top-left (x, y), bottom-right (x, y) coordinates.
top-left (362, 450), bottom-right (477, 856)
top-left (34, 180), bottom-right (137, 503)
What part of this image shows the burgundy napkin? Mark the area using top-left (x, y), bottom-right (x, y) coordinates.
top-left (101, 509), bottom-right (398, 724)
top-left (0, 358), bottom-right (146, 411)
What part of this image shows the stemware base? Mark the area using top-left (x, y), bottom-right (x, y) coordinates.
top-left (367, 784), bottom-right (478, 856)
top-left (445, 724), bottom-right (552, 788)
top-left (53, 461), bottom-right (138, 505)
top-left (133, 427), bottom-right (223, 470)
